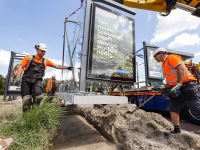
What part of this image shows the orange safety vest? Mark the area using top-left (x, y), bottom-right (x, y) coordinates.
top-left (162, 55), bottom-right (196, 86)
top-left (46, 78), bottom-right (56, 92)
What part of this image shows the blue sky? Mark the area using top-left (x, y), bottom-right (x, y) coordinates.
top-left (0, 0), bottom-right (200, 83)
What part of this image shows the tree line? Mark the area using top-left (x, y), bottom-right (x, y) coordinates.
top-left (0, 75), bottom-right (6, 95)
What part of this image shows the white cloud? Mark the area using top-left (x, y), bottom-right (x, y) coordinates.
top-left (16, 52), bottom-right (29, 56)
top-left (0, 50), bottom-right (29, 66)
top-left (0, 49), bottom-right (11, 66)
top-left (75, 62), bottom-right (81, 68)
top-left (48, 58), bottom-right (68, 66)
top-left (44, 69), bottom-right (63, 81)
top-left (193, 53), bottom-right (200, 64)
top-left (151, 9), bottom-right (200, 43)
top-left (168, 33), bottom-right (200, 48)
top-left (44, 69), bottom-right (79, 82)
top-left (195, 52), bottom-right (200, 57)
top-left (17, 38), bottom-right (21, 41)
top-left (22, 52), bottom-right (29, 55)
top-left (1, 72), bottom-right (7, 77)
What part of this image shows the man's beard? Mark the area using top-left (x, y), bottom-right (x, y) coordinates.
top-left (39, 54), bottom-right (44, 57)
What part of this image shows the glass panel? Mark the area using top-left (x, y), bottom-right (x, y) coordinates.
top-left (87, 4), bottom-right (136, 83)
top-left (63, 3), bottom-right (86, 91)
top-left (146, 46), bottom-right (164, 79)
top-left (9, 58), bottom-right (24, 90)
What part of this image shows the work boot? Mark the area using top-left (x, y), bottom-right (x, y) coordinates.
top-left (164, 125), bottom-right (181, 136)
top-left (164, 131), bottom-right (181, 136)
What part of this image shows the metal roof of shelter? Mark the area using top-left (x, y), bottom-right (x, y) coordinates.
top-left (166, 48), bottom-right (194, 61)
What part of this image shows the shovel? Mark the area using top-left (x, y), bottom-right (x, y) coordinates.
top-left (132, 90), bottom-right (160, 113)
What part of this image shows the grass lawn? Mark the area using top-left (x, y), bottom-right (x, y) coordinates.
top-left (0, 96), bottom-right (65, 150)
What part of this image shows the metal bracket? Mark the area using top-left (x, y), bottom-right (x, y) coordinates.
top-left (92, 0), bottom-right (136, 15)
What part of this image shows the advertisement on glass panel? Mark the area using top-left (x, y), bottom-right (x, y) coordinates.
top-left (146, 47), bottom-right (164, 79)
top-left (9, 59), bottom-right (23, 90)
top-left (88, 4), bottom-right (136, 83)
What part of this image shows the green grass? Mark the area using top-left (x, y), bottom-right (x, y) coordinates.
top-left (0, 96), bottom-right (65, 150)
top-left (146, 135), bottom-right (152, 139)
top-left (120, 106), bottom-right (128, 109)
top-left (146, 122), bottom-right (158, 130)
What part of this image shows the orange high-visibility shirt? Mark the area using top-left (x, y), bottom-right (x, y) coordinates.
top-left (20, 55), bottom-right (54, 71)
top-left (46, 78), bottom-right (57, 92)
top-left (162, 55), bottom-right (196, 86)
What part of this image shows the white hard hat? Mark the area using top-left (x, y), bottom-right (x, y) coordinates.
top-left (35, 43), bottom-right (47, 51)
top-left (153, 47), bottom-right (167, 57)
top-left (52, 74), bottom-right (56, 78)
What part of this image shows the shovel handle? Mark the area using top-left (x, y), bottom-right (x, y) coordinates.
top-left (132, 91), bottom-right (160, 113)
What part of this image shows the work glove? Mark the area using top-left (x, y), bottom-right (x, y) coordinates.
top-left (152, 86), bottom-right (165, 91)
top-left (170, 83), bottom-right (182, 94)
top-left (15, 77), bottom-right (21, 86)
top-left (67, 67), bottom-right (73, 70)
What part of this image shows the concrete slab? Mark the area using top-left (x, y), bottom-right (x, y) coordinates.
top-left (7, 99), bottom-right (22, 103)
top-left (0, 99), bottom-right (22, 104)
top-left (59, 92), bottom-right (128, 105)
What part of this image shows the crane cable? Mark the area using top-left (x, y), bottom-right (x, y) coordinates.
top-left (66, 0), bottom-right (84, 20)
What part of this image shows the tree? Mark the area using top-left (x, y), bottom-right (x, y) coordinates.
top-left (0, 75), bottom-right (6, 95)
top-left (85, 82), bottom-right (110, 93)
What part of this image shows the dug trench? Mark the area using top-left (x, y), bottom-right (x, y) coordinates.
top-left (53, 104), bottom-right (200, 150)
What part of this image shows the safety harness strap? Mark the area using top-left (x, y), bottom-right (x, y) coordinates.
top-left (26, 55), bottom-right (46, 71)
top-left (26, 55), bottom-right (32, 69)
top-left (43, 58), bottom-right (46, 71)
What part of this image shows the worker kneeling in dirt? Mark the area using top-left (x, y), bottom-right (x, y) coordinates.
top-left (46, 74), bottom-right (63, 102)
top-left (153, 48), bottom-right (200, 136)
top-left (15, 43), bottom-right (73, 112)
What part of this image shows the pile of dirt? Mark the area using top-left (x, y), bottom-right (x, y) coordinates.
top-left (70, 104), bottom-right (200, 150)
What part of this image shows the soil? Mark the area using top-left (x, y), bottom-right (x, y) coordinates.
top-left (52, 115), bottom-right (117, 150)
top-left (53, 104), bottom-right (200, 150)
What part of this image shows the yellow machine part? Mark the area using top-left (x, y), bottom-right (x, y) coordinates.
top-left (122, 0), bottom-right (200, 13)
top-left (95, 92), bottom-right (103, 95)
top-left (198, 63), bottom-right (200, 72)
top-left (183, 61), bottom-right (198, 67)
top-left (198, 63), bottom-right (200, 84)
top-left (109, 84), bottom-right (125, 96)
top-left (183, 61), bottom-right (191, 65)
top-left (183, 61), bottom-right (200, 84)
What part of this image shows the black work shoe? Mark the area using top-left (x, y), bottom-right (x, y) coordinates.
top-left (164, 131), bottom-right (181, 136)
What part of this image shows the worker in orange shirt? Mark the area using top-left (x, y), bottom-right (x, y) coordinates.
top-left (46, 74), bottom-right (61, 94)
top-left (15, 43), bottom-right (73, 112)
top-left (153, 48), bottom-right (200, 136)
top-left (46, 74), bottom-right (63, 102)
